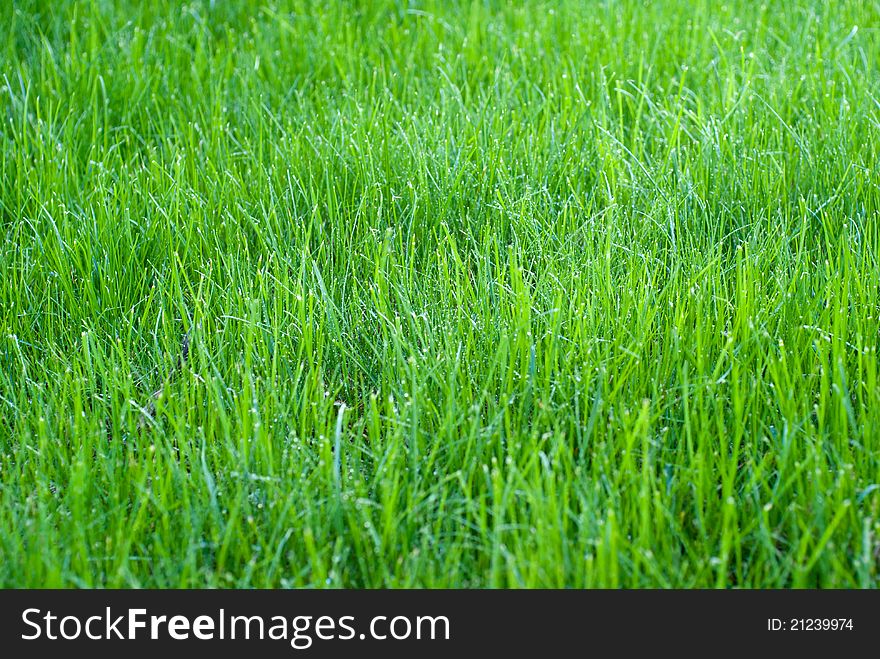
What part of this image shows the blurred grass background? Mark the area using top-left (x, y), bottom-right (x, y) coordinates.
top-left (0, 0), bottom-right (878, 587)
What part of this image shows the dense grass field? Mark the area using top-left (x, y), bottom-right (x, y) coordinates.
top-left (1, 0), bottom-right (879, 588)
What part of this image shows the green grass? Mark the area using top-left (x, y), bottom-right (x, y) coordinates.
top-left (1, 0), bottom-right (879, 588)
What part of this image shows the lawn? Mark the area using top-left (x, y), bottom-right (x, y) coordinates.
top-left (1, 0), bottom-right (878, 587)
